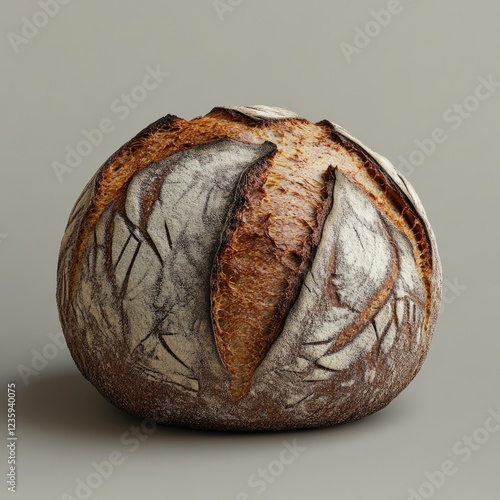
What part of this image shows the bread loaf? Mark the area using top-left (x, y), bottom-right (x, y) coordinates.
top-left (57, 105), bottom-right (442, 430)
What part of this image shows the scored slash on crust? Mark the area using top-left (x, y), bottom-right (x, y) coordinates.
top-left (211, 150), bottom-right (335, 402)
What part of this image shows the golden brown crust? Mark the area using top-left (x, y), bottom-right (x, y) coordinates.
top-left (211, 152), bottom-right (335, 400)
top-left (68, 114), bottom-right (184, 297)
top-left (68, 109), bottom-right (436, 382)
top-left (68, 110), bottom-right (342, 300)
top-left (57, 106), bottom-right (442, 430)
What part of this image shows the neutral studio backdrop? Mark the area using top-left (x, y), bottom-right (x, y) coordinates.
top-left (1, 1), bottom-right (499, 499)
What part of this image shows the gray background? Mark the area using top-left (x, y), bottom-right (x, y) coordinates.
top-left (1, 1), bottom-right (499, 499)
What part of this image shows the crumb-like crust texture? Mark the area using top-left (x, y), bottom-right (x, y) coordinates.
top-left (56, 105), bottom-right (442, 431)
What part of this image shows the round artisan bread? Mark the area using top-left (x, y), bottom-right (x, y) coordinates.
top-left (57, 105), bottom-right (442, 430)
